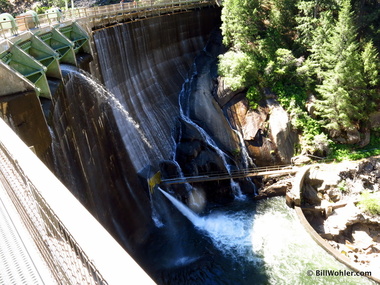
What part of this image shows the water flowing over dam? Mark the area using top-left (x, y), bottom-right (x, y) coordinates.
top-left (0, 4), bottom-right (377, 284)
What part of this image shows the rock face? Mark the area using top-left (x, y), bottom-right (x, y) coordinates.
top-left (267, 100), bottom-right (297, 163)
top-left (255, 176), bottom-right (293, 199)
top-left (301, 159), bottom-right (380, 271)
top-left (187, 32), bottom-right (239, 154)
top-left (158, 30), bottom-right (257, 205)
top-left (214, 77), bottom-right (244, 107)
top-left (370, 111), bottom-right (380, 129)
top-left (221, 93), bottom-right (297, 166)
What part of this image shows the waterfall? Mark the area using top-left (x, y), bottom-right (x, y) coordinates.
top-left (230, 179), bottom-right (245, 200)
top-left (233, 129), bottom-right (255, 169)
top-left (159, 188), bottom-right (254, 261)
top-left (92, 11), bottom-right (220, 172)
top-left (159, 188), bottom-right (203, 228)
top-left (178, 79), bottom-right (232, 172)
top-left (61, 65), bottom-right (152, 150)
top-left (177, 69), bottom-right (246, 199)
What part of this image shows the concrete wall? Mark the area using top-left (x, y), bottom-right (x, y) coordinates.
top-left (47, 7), bottom-right (222, 266)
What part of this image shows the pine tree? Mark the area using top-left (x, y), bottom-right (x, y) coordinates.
top-left (221, 0), bottom-right (265, 50)
top-left (315, 0), bottom-right (379, 135)
top-left (304, 11), bottom-right (334, 82)
top-left (352, 0), bottom-right (380, 47)
top-left (296, 0), bottom-right (340, 49)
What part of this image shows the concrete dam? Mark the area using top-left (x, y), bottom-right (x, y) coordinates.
top-left (1, 2), bottom-right (253, 283)
top-left (48, 6), bottom-right (227, 273)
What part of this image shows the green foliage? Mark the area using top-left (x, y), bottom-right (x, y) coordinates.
top-left (267, 0), bottom-right (299, 50)
top-left (246, 86), bottom-right (262, 109)
top-left (219, 0), bottom-right (380, 156)
top-left (272, 82), bottom-right (307, 108)
top-left (362, 41), bottom-right (380, 89)
top-left (337, 181), bottom-right (347, 192)
top-left (296, 0), bottom-right (340, 49)
top-left (0, 0), bottom-right (12, 13)
top-left (358, 191), bottom-right (380, 215)
top-left (35, 6), bottom-right (49, 14)
top-left (231, 148), bottom-right (241, 157)
top-left (328, 135), bottom-right (380, 161)
top-left (218, 50), bottom-right (261, 91)
top-left (314, 0), bottom-right (380, 134)
top-left (352, 0), bottom-right (380, 48)
top-left (221, 0), bottom-right (265, 49)
top-left (265, 49), bottom-right (300, 85)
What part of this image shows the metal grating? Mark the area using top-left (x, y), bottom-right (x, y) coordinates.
top-left (0, 187), bottom-right (45, 285)
top-left (0, 142), bottom-right (107, 285)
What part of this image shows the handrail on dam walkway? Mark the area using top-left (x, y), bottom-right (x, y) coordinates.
top-left (0, 0), bottom-right (217, 98)
top-left (0, 0), bottom-right (218, 39)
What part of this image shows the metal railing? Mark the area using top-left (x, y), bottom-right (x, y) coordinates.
top-left (160, 164), bottom-right (297, 185)
top-left (0, 0), bottom-right (216, 39)
top-left (0, 142), bottom-right (107, 285)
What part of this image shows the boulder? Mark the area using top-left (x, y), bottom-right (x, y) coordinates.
top-left (327, 188), bottom-right (342, 203)
top-left (159, 160), bottom-right (182, 179)
top-left (255, 178), bottom-right (292, 199)
top-left (291, 155), bottom-right (312, 166)
top-left (176, 140), bottom-right (202, 159)
top-left (369, 111), bottom-right (380, 129)
top-left (242, 107), bottom-right (268, 141)
top-left (267, 100), bottom-right (296, 163)
top-left (305, 94), bottom-right (317, 119)
top-left (303, 184), bottom-right (321, 205)
top-left (215, 76), bottom-right (245, 107)
top-left (351, 223), bottom-right (373, 250)
top-left (346, 128), bottom-right (361, 144)
top-left (188, 66), bottom-right (240, 154)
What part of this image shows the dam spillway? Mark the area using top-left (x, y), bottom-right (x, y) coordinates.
top-left (49, 5), bottom-right (224, 250)
top-left (1, 3), bottom-right (228, 283)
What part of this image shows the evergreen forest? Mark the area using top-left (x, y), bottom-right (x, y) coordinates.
top-left (219, 0), bottom-right (380, 160)
top-left (0, 0), bottom-right (120, 15)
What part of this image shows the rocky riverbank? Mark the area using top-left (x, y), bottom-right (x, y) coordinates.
top-left (300, 158), bottom-right (380, 273)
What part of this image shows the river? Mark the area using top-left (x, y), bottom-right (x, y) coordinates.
top-left (147, 193), bottom-right (375, 284)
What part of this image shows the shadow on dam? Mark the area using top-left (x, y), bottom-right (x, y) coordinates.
top-left (18, 6), bottom-right (376, 285)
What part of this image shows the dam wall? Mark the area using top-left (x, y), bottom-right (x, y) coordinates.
top-left (92, 8), bottom-right (222, 172)
top-left (47, 7), bottom-right (222, 261)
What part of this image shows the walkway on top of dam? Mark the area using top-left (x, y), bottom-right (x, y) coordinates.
top-left (0, 174), bottom-right (55, 285)
top-left (0, 0), bottom-right (219, 40)
top-left (160, 165), bottom-right (298, 185)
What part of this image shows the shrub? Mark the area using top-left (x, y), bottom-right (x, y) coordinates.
top-left (337, 181), bottom-right (348, 192)
top-left (246, 86), bottom-right (262, 109)
top-left (218, 50), bottom-right (260, 91)
top-left (358, 191), bottom-right (380, 215)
